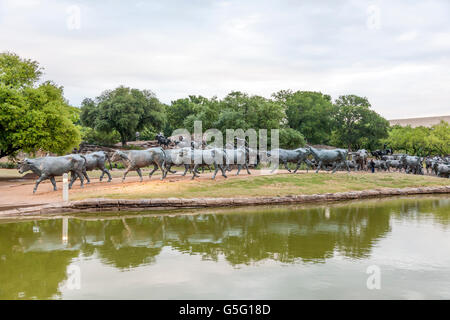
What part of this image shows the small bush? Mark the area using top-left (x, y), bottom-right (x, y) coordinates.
top-left (279, 128), bottom-right (306, 149)
top-left (112, 162), bottom-right (126, 169)
top-left (0, 162), bottom-right (18, 169)
top-left (80, 126), bottom-right (121, 146)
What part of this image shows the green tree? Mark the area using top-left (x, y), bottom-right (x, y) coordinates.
top-left (210, 109), bottom-right (247, 132)
top-left (429, 121), bottom-right (450, 155)
top-left (0, 52), bottom-right (42, 88)
top-left (79, 127), bottom-right (121, 146)
top-left (164, 92), bottom-right (285, 143)
top-left (332, 95), bottom-right (389, 151)
top-left (217, 91), bottom-right (285, 131)
top-left (279, 127), bottom-right (306, 149)
top-left (80, 86), bottom-right (165, 146)
top-left (183, 96), bottom-right (221, 132)
top-left (383, 121), bottom-right (450, 156)
top-left (382, 125), bottom-right (411, 153)
top-left (273, 90), bottom-right (335, 144)
top-left (0, 52), bottom-right (80, 158)
top-left (165, 97), bottom-right (197, 133)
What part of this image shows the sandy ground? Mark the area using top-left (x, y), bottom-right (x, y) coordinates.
top-left (0, 168), bottom-right (291, 210)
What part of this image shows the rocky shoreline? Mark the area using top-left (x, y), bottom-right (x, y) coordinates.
top-left (0, 185), bottom-right (449, 218)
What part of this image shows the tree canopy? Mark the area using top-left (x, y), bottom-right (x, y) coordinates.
top-left (80, 86), bottom-right (165, 146)
top-left (155, 91), bottom-right (390, 151)
top-left (331, 95), bottom-right (389, 151)
top-left (383, 121), bottom-right (450, 156)
top-left (0, 52), bottom-right (80, 158)
top-left (0, 52), bottom-right (42, 88)
top-left (273, 90), bottom-right (334, 145)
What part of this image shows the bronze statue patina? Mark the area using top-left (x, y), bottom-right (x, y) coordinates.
top-left (307, 146), bottom-right (349, 173)
top-left (80, 151), bottom-right (112, 183)
top-left (110, 147), bottom-right (166, 182)
top-left (18, 155), bottom-right (86, 193)
top-left (266, 148), bottom-right (312, 173)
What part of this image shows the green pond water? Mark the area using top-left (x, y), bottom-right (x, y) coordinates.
top-left (0, 196), bottom-right (449, 300)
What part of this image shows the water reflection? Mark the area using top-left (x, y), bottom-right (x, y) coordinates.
top-left (0, 196), bottom-right (448, 299)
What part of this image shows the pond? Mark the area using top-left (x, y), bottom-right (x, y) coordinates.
top-left (0, 196), bottom-right (449, 300)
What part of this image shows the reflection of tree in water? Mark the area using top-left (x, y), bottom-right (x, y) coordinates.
top-left (95, 218), bottom-right (162, 269)
top-left (0, 197), bottom-right (448, 298)
top-left (72, 205), bottom-right (391, 265)
top-left (0, 221), bottom-right (78, 300)
top-left (164, 205), bottom-right (392, 265)
top-left (392, 198), bottom-right (450, 228)
top-left (63, 218), bottom-right (163, 270)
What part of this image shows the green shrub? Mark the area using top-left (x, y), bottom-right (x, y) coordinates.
top-left (0, 162), bottom-right (17, 169)
top-left (79, 126), bottom-right (121, 146)
top-left (279, 128), bottom-right (306, 149)
top-left (111, 162), bottom-right (126, 169)
top-left (139, 126), bottom-right (159, 141)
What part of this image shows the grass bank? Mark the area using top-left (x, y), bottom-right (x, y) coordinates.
top-left (70, 172), bottom-right (449, 200)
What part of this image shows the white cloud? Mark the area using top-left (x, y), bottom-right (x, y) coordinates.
top-left (2, 0), bottom-right (41, 9)
top-left (396, 31), bottom-right (418, 42)
top-left (429, 32), bottom-right (450, 49)
top-left (0, 0), bottom-right (449, 119)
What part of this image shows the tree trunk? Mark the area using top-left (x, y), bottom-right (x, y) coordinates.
top-left (120, 132), bottom-right (127, 146)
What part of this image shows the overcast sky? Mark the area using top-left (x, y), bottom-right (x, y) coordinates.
top-left (1, 0), bottom-right (449, 119)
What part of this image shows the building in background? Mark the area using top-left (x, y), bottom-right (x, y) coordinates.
top-left (389, 115), bottom-right (450, 128)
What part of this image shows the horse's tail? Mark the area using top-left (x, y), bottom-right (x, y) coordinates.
top-left (79, 154), bottom-right (87, 167)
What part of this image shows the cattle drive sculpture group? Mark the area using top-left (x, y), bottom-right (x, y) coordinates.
top-left (17, 134), bottom-right (450, 193)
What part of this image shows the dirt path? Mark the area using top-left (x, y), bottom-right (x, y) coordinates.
top-left (0, 169), bottom-right (293, 210)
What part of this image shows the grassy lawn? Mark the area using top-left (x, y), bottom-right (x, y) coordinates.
top-left (70, 172), bottom-right (450, 200)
